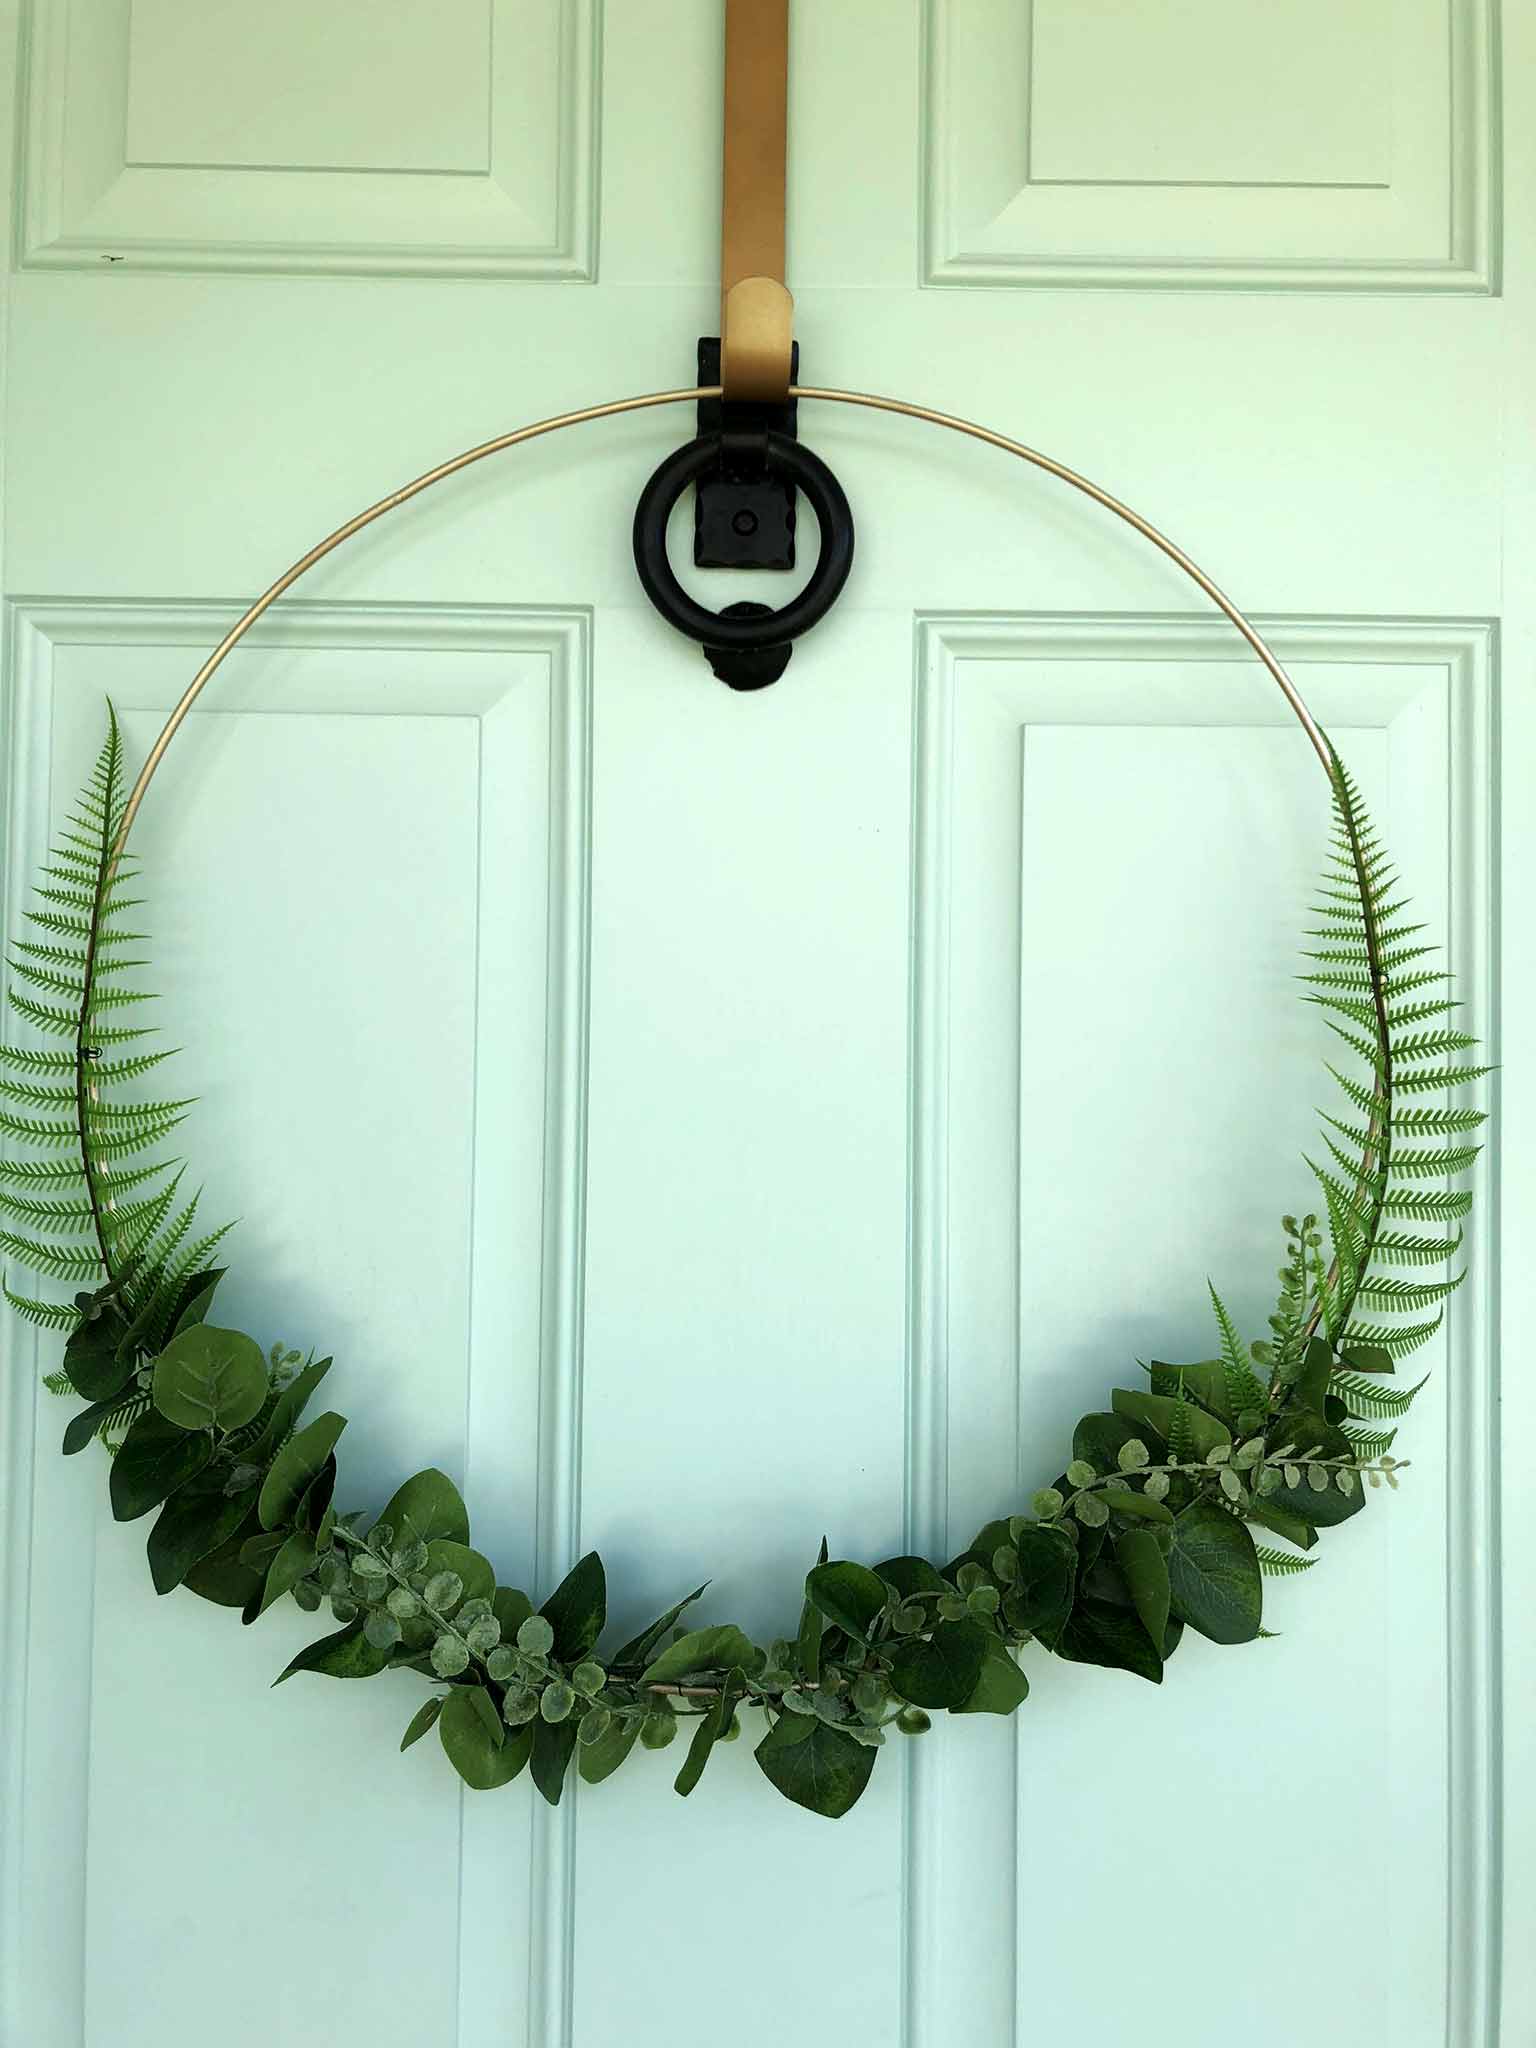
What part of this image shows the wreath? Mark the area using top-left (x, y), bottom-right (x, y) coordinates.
top-left (1, 402), bottom-right (1486, 1821)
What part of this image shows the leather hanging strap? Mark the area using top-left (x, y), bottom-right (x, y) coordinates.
top-left (719, 0), bottom-right (794, 403)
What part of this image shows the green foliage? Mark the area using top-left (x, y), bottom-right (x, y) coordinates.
top-left (152, 1324), bottom-right (268, 1433)
top-left (755, 1712), bottom-right (876, 1820)
top-left (1302, 761), bottom-right (1486, 1355)
top-left (0, 713), bottom-right (234, 1382)
top-left (3, 714), bottom-right (1482, 1818)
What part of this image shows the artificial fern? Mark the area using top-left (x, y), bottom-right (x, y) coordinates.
top-left (0, 709), bottom-right (231, 1447)
top-left (1294, 757), bottom-right (1488, 1413)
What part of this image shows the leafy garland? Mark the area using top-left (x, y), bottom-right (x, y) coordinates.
top-left (1, 709), bottom-right (1487, 1818)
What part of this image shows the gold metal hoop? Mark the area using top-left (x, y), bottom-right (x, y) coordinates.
top-left (112, 384), bottom-right (1333, 861)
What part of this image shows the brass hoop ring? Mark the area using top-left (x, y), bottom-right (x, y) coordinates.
top-left (111, 383), bottom-right (1333, 862)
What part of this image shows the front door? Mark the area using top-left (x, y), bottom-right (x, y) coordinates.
top-left (2, 4), bottom-right (1525, 2044)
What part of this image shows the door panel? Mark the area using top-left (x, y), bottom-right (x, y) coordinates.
top-left (0, 4), bottom-right (1523, 2045)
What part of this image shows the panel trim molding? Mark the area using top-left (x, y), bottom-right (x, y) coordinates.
top-left (920, 0), bottom-right (1498, 293)
top-left (16, 0), bottom-right (601, 279)
top-left (901, 611), bottom-right (1500, 2044)
top-left (0, 595), bottom-right (593, 2043)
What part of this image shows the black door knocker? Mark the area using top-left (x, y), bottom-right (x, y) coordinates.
top-left (631, 339), bottom-right (855, 690)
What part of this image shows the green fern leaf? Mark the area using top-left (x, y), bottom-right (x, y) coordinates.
top-left (1355, 1272), bottom-right (1464, 1312)
top-left (1342, 1423), bottom-right (1398, 1458)
top-left (1387, 1145), bottom-right (1480, 1178)
top-left (1393, 1106), bottom-right (1486, 1136)
top-left (1391, 1030), bottom-right (1480, 1063)
top-left (1208, 1284), bottom-right (1268, 1416)
top-left (1369, 1228), bottom-right (1463, 1266)
top-left (1254, 1547), bottom-right (1318, 1577)
top-left (1332, 1371), bottom-right (1429, 1420)
top-left (0, 1108), bottom-right (80, 1149)
top-left (1380, 1189), bottom-right (1474, 1221)
top-left (1341, 1314), bottom-right (1443, 1359)
top-left (3, 1284), bottom-right (80, 1331)
top-left (0, 1231), bottom-right (102, 1283)
top-left (0, 1044), bottom-right (76, 1076)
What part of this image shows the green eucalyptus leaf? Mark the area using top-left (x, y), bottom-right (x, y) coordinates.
top-left (1113, 1525), bottom-right (1171, 1650)
top-left (610, 1583), bottom-right (709, 1668)
top-left (274, 1620), bottom-right (392, 1684)
top-left (430, 1633), bottom-right (471, 1679)
top-left (423, 1540), bottom-right (495, 1609)
top-left (641, 1624), bottom-right (763, 1686)
top-left (953, 1634), bottom-right (1030, 1716)
top-left (1054, 1600), bottom-right (1167, 1683)
top-left (540, 1550), bottom-right (606, 1662)
top-left (374, 1467), bottom-right (469, 1549)
top-left (1100, 1486), bottom-right (1174, 1525)
top-left (1113, 1389), bottom-right (1231, 1457)
top-left (1166, 1498), bottom-right (1263, 1644)
top-left (1073, 1412), bottom-right (1155, 1470)
top-left (400, 1696), bottom-right (443, 1752)
top-left (440, 1687), bottom-right (529, 1791)
top-left (62, 1307), bottom-right (135, 1403)
top-left (249, 1529), bottom-right (317, 1621)
top-left (493, 1586), bottom-right (535, 1639)
top-left (889, 1619), bottom-right (990, 1710)
top-left (110, 1410), bottom-right (212, 1522)
top-left (257, 1412), bottom-right (346, 1531)
top-left (151, 1324), bottom-right (268, 1434)
top-left (805, 1560), bottom-right (888, 1639)
top-left (146, 1470), bottom-right (250, 1594)
top-left (530, 1718), bottom-right (579, 1806)
top-left (1146, 1359), bottom-right (1231, 1420)
top-left (755, 1712), bottom-right (876, 1819)
top-left (516, 1614), bottom-right (555, 1656)
top-left (182, 1529), bottom-right (265, 1609)
top-left (243, 1356), bottom-right (333, 1465)
top-left (61, 1392), bottom-right (126, 1456)
top-left (674, 1670), bottom-right (744, 1797)
top-left (874, 1555), bottom-right (947, 1601)
top-left (1006, 1525), bottom-right (1077, 1639)
top-left (1246, 1498), bottom-right (1319, 1550)
top-left (578, 1713), bottom-right (642, 1785)
top-left (167, 1269), bottom-right (225, 1339)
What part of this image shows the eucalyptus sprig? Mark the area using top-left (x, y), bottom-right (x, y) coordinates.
top-left (0, 711), bottom-right (1486, 1818)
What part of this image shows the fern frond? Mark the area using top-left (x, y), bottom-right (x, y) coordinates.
top-left (1391, 1030), bottom-right (1480, 1063)
top-left (1393, 1063), bottom-right (1493, 1096)
top-left (1254, 1547), bottom-right (1318, 1577)
top-left (0, 1189), bottom-right (97, 1230)
top-left (4, 1284), bottom-right (79, 1330)
top-left (0, 1044), bottom-right (76, 1076)
top-left (1393, 1106), bottom-right (1487, 1136)
top-left (1387, 1145), bottom-right (1480, 1178)
top-left (1369, 1228), bottom-right (1463, 1266)
top-left (1355, 1272), bottom-right (1464, 1312)
top-left (1342, 1423), bottom-right (1398, 1459)
top-left (1332, 1371), bottom-right (1429, 1420)
top-left (1208, 1284), bottom-right (1267, 1416)
top-left (1341, 1314), bottom-right (1443, 1359)
top-left (0, 1231), bottom-right (102, 1283)
top-left (1380, 1188), bottom-right (1474, 1221)
top-left (1388, 997), bottom-right (1465, 1032)
top-left (79, 1114), bottom-right (188, 1162)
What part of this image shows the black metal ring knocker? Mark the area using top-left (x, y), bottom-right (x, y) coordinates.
top-left (632, 431), bottom-right (855, 690)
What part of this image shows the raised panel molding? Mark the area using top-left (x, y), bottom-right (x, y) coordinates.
top-left (921, 0), bottom-right (1496, 292)
top-left (17, 0), bottom-right (600, 278)
top-left (0, 598), bottom-right (592, 2043)
top-left (902, 615), bottom-right (1498, 2043)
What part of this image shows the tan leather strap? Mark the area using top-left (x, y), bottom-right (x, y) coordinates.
top-left (720, 0), bottom-right (794, 402)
